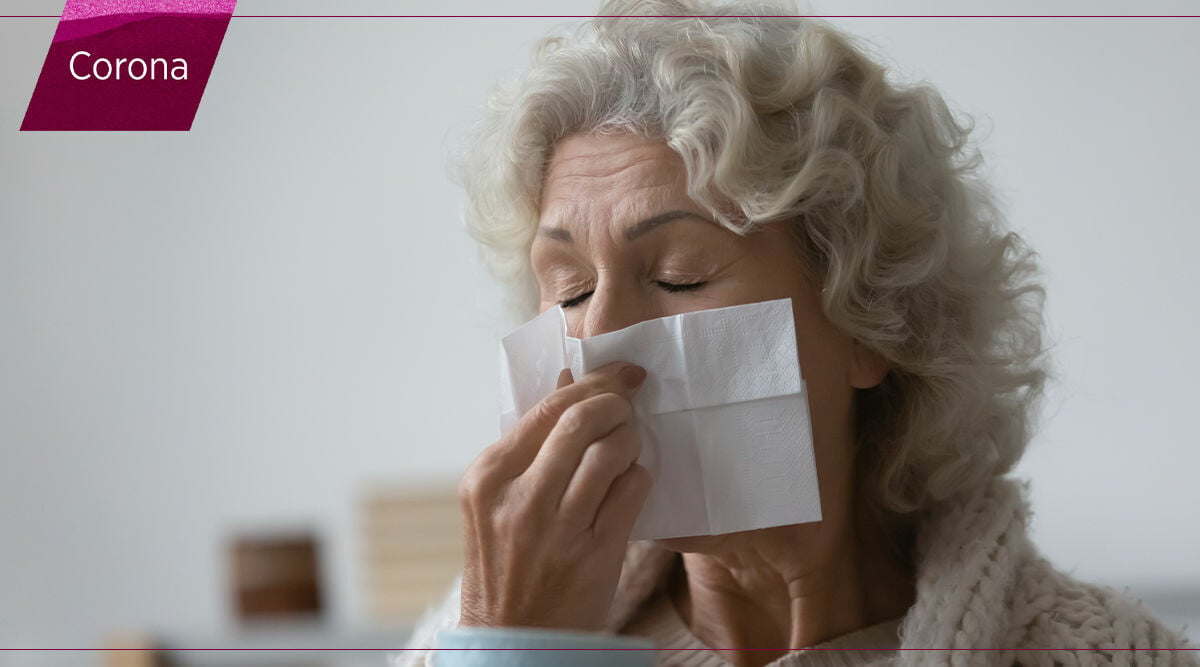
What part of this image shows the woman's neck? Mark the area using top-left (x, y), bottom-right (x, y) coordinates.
top-left (669, 519), bottom-right (915, 667)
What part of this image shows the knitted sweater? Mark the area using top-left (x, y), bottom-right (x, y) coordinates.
top-left (398, 476), bottom-right (1197, 666)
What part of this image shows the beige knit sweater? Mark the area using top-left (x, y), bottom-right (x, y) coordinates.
top-left (398, 476), bottom-right (1197, 666)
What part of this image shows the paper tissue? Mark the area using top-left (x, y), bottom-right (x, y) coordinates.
top-left (498, 298), bottom-right (821, 540)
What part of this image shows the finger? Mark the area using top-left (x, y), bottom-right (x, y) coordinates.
top-left (556, 367), bottom-right (574, 390)
top-left (592, 463), bottom-right (653, 542)
top-left (556, 422), bottom-right (641, 524)
top-left (524, 392), bottom-right (633, 497)
top-left (491, 362), bottom-right (646, 474)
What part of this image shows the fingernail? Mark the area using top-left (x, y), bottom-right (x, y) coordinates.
top-left (620, 365), bottom-right (647, 389)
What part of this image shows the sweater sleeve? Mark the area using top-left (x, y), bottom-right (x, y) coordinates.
top-left (429, 627), bottom-right (656, 667)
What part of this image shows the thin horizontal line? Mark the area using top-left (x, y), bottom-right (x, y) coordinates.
top-left (4, 647), bottom-right (1199, 652)
top-left (3, 14), bottom-right (1200, 18)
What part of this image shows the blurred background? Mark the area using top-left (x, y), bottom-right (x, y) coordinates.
top-left (2, 1), bottom-right (1198, 665)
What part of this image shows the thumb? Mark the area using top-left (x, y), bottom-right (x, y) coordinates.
top-left (609, 363), bottom-right (647, 401)
top-left (555, 367), bottom-right (574, 390)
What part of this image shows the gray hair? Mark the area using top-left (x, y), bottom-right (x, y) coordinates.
top-left (457, 0), bottom-right (1047, 518)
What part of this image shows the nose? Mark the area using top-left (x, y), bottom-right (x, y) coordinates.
top-left (572, 277), bottom-right (653, 338)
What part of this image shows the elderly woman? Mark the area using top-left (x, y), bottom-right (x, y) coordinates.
top-left (401, 2), bottom-right (1195, 666)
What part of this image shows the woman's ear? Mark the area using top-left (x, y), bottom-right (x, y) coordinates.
top-left (848, 339), bottom-right (889, 389)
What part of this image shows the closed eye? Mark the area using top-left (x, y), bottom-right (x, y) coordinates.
top-left (558, 281), bottom-right (707, 308)
top-left (656, 280), bottom-right (706, 293)
top-left (560, 291), bottom-right (593, 308)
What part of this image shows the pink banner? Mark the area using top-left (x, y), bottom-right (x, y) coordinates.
top-left (21, 0), bottom-right (237, 131)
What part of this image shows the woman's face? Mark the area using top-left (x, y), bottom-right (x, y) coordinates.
top-left (530, 132), bottom-right (884, 552)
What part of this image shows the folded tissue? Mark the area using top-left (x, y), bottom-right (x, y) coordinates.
top-left (498, 298), bottom-right (821, 540)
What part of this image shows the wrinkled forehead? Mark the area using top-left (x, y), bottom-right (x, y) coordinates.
top-left (538, 133), bottom-right (694, 235)
top-left (544, 132), bottom-right (682, 178)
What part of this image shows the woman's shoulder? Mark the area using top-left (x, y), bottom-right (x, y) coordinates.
top-left (899, 476), bottom-right (1196, 664)
top-left (999, 556), bottom-right (1196, 662)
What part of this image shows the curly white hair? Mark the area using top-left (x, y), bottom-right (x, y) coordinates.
top-left (456, 0), bottom-right (1048, 521)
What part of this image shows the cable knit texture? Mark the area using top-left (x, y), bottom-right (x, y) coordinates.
top-left (395, 477), bottom-right (1196, 666)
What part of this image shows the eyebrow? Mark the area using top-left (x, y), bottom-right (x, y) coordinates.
top-left (536, 210), bottom-right (712, 243)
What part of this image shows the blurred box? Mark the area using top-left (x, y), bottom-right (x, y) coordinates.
top-left (361, 487), bottom-right (461, 624)
top-left (102, 633), bottom-right (167, 667)
top-left (230, 533), bottom-right (323, 621)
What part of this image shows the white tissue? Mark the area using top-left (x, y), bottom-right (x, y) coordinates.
top-left (498, 298), bottom-right (822, 540)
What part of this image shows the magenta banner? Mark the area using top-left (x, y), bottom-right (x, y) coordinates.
top-left (21, 0), bottom-right (237, 131)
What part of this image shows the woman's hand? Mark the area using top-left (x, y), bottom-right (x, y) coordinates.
top-left (457, 361), bottom-right (652, 631)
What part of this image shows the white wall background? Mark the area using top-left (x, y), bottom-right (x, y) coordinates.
top-left (2, 1), bottom-right (1198, 663)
